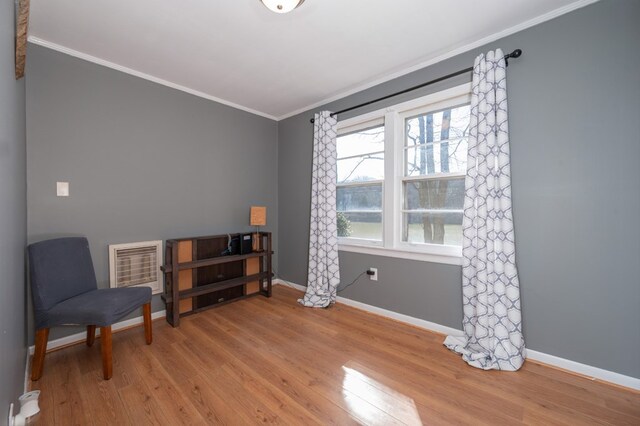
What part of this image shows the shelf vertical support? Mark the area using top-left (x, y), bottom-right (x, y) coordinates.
top-left (171, 243), bottom-right (180, 327)
top-left (266, 233), bottom-right (273, 297)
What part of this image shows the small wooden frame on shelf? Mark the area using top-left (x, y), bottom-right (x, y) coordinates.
top-left (160, 232), bottom-right (273, 327)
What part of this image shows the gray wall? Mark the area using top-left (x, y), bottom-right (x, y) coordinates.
top-left (26, 44), bottom-right (278, 343)
top-left (278, 0), bottom-right (640, 378)
top-left (0, 0), bottom-right (27, 419)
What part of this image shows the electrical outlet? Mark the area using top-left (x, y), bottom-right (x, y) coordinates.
top-left (368, 268), bottom-right (378, 281)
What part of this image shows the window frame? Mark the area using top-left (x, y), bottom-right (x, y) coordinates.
top-left (337, 83), bottom-right (472, 265)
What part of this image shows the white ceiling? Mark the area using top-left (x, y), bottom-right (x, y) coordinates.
top-left (28, 0), bottom-right (594, 120)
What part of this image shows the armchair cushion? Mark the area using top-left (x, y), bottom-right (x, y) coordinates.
top-left (28, 237), bottom-right (98, 312)
top-left (35, 287), bottom-right (152, 329)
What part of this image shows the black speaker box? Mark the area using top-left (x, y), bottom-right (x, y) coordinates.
top-left (240, 233), bottom-right (253, 255)
top-left (228, 236), bottom-right (240, 255)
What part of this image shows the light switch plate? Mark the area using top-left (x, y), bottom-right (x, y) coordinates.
top-left (56, 181), bottom-right (69, 197)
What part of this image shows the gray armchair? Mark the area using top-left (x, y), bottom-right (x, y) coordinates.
top-left (28, 237), bottom-right (152, 380)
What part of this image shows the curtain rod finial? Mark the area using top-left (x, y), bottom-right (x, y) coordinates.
top-left (504, 49), bottom-right (522, 66)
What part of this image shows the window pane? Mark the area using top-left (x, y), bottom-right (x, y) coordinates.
top-left (405, 104), bottom-right (470, 176)
top-left (338, 212), bottom-right (382, 240)
top-left (337, 154), bottom-right (384, 183)
top-left (405, 138), bottom-right (467, 176)
top-left (337, 184), bottom-right (382, 241)
top-left (402, 212), bottom-right (463, 246)
top-left (403, 178), bottom-right (465, 210)
top-left (403, 177), bottom-right (464, 246)
top-left (337, 184), bottom-right (382, 211)
top-left (405, 104), bottom-right (470, 147)
top-left (337, 125), bottom-right (385, 158)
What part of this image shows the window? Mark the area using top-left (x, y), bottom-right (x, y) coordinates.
top-left (336, 120), bottom-right (384, 242)
top-left (336, 84), bottom-right (471, 265)
top-left (402, 104), bottom-right (469, 247)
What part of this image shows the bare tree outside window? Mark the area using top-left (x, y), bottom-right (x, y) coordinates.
top-left (404, 105), bottom-right (470, 246)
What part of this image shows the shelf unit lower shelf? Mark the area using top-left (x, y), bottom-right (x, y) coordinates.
top-left (161, 232), bottom-right (273, 327)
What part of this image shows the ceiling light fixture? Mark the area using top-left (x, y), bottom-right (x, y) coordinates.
top-left (260, 0), bottom-right (305, 14)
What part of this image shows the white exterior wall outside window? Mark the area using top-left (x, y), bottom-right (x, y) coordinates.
top-left (337, 84), bottom-right (471, 265)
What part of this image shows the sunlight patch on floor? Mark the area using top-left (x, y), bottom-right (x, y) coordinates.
top-left (341, 365), bottom-right (423, 425)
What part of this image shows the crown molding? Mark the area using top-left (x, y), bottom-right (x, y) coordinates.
top-left (276, 0), bottom-right (599, 121)
top-left (27, 36), bottom-right (279, 121)
top-left (28, 0), bottom-right (598, 122)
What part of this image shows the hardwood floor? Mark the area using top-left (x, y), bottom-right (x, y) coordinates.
top-left (30, 285), bottom-right (639, 425)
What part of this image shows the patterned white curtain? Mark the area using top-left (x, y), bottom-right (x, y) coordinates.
top-left (444, 49), bottom-right (526, 371)
top-left (298, 111), bottom-right (341, 308)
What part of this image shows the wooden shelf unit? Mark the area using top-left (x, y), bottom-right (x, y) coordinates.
top-left (161, 232), bottom-right (272, 327)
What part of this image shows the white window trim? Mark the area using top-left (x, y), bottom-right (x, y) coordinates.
top-left (339, 244), bottom-right (462, 266)
top-left (337, 83), bottom-right (471, 265)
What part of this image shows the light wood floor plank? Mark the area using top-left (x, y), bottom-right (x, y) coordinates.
top-left (258, 292), bottom-right (639, 424)
top-left (178, 373), bottom-right (244, 425)
top-left (118, 376), bottom-right (174, 425)
top-left (30, 285), bottom-right (640, 425)
top-left (205, 306), bottom-right (411, 425)
top-left (50, 351), bottom-right (94, 426)
top-left (175, 325), bottom-right (358, 425)
top-left (126, 337), bottom-right (206, 425)
top-left (194, 310), bottom-right (375, 425)
top-left (235, 296), bottom-right (523, 424)
top-left (77, 372), bottom-right (130, 426)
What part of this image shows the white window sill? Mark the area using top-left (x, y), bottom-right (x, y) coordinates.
top-left (338, 243), bottom-right (462, 266)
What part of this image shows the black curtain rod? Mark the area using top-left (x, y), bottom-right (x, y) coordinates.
top-left (310, 49), bottom-right (522, 124)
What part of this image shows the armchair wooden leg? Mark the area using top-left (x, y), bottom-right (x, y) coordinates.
top-left (100, 326), bottom-right (112, 380)
top-left (143, 302), bottom-right (152, 345)
top-left (31, 328), bottom-right (49, 381)
top-left (86, 325), bottom-right (96, 347)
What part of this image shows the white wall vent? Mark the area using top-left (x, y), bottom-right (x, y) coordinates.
top-left (109, 240), bottom-right (163, 295)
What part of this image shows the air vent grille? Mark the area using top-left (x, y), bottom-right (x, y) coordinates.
top-left (109, 241), bottom-right (162, 294)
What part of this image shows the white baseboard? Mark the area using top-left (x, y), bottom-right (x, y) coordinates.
top-left (524, 349), bottom-right (640, 391)
top-left (273, 278), bottom-right (305, 290)
top-left (273, 279), bottom-right (640, 391)
top-left (27, 310), bottom-right (166, 355)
